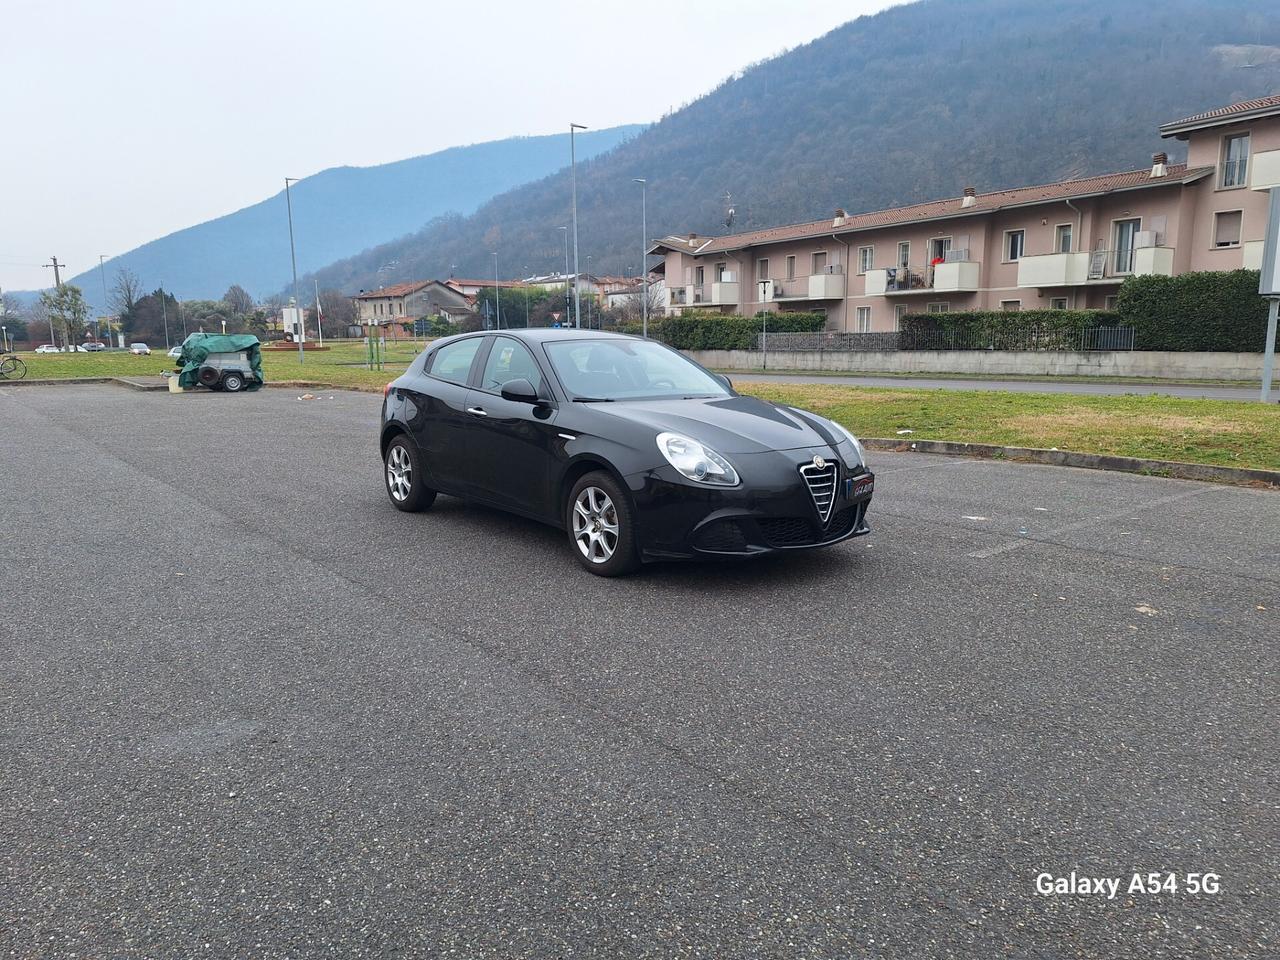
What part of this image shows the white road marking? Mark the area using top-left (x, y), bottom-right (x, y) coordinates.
top-left (966, 486), bottom-right (1223, 559)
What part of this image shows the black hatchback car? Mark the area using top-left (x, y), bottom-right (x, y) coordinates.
top-left (380, 329), bottom-right (873, 576)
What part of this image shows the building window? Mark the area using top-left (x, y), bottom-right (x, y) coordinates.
top-left (812, 251), bottom-right (828, 274)
top-left (857, 246), bottom-right (874, 274)
top-left (756, 258), bottom-right (769, 281)
top-left (894, 303), bottom-right (908, 330)
top-left (1055, 223), bottom-right (1073, 253)
top-left (1000, 300), bottom-right (1021, 311)
top-left (927, 302), bottom-right (949, 314)
top-left (1213, 210), bottom-right (1243, 248)
top-left (1004, 230), bottom-right (1025, 261)
top-left (715, 262), bottom-right (727, 281)
top-left (855, 306), bottom-right (872, 332)
top-left (1113, 218), bottom-right (1140, 274)
top-left (785, 255), bottom-right (796, 280)
top-left (695, 265), bottom-right (705, 286)
top-left (1049, 297), bottom-right (1068, 310)
top-left (1221, 133), bottom-right (1250, 188)
top-left (897, 241), bottom-right (911, 269)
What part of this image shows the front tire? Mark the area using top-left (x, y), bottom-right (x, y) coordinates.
top-left (566, 471), bottom-right (640, 577)
top-left (384, 435), bottom-right (436, 512)
top-left (222, 372), bottom-right (244, 392)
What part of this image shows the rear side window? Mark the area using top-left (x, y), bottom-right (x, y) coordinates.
top-left (479, 336), bottom-right (543, 393)
top-left (428, 337), bottom-right (482, 385)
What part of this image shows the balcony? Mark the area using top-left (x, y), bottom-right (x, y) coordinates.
top-left (767, 269), bottom-right (846, 302)
top-left (1250, 148), bottom-right (1280, 190)
top-left (865, 260), bottom-right (979, 296)
top-left (1017, 247), bottom-right (1173, 288)
top-left (709, 278), bottom-right (738, 306)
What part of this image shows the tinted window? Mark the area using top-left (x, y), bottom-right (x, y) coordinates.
top-left (479, 336), bottom-right (543, 393)
top-left (544, 339), bottom-right (730, 401)
top-left (429, 337), bottom-right (482, 385)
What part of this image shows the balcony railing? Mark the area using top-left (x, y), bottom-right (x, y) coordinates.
top-left (771, 277), bottom-right (809, 299)
top-left (1221, 157), bottom-right (1248, 188)
top-left (867, 260), bottom-right (979, 295)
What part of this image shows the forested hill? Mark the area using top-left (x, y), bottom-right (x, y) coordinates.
top-left (302, 0), bottom-right (1280, 294)
top-left (63, 125), bottom-right (641, 309)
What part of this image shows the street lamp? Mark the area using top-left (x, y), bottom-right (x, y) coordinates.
top-left (633, 178), bottom-right (648, 338)
top-left (570, 122), bottom-right (587, 328)
top-left (524, 265), bottom-right (530, 328)
top-left (586, 255), bottom-right (593, 329)
top-left (558, 226), bottom-right (570, 324)
top-left (2, 326), bottom-right (7, 352)
top-left (159, 282), bottom-right (171, 351)
top-left (492, 251), bottom-right (500, 330)
top-left (284, 177), bottom-right (304, 364)
top-left (98, 254), bottom-right (110, 346)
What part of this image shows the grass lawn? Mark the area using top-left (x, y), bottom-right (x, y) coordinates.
top-left (10, 345), bottom-right (1279, 472)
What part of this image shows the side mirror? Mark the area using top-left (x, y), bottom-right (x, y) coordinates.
top-left (717, 373), bottom-right (733, 390)
top-left (500, 377), bottom-right (540, 404)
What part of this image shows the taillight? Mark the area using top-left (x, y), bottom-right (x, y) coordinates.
top-left (383, 383), bottom-right (393, 398)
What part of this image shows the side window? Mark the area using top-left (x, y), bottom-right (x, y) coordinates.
top-left (428, 337), bottom-right (482, 385)
top-left (480, 336), bottom-right (543, 393)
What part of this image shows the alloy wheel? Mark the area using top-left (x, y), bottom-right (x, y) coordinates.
top-left (572, 486), bottom-right (619, 563)
top-left (387, 445), bottom-right (412, 502)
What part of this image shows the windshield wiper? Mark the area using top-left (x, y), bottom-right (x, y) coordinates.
top-left (573, 396), bottom-right (615, 402)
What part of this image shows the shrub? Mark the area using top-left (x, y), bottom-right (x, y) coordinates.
top-left (615, 311), bottom-right (826, 350)
top-left (1116, 270), bottom-right (1270, 352)
top-left (898, 309), bottom-right (1120, 350)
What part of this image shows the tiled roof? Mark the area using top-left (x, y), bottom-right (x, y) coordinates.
top-left (654, 164), bottom-right (1210, 256)
top-left (1161, 94), bottom-right (1280, 135)
top-left (352, 281), bottom-right (433, 299)
top-left (445, 278), bottom-right (528, 289)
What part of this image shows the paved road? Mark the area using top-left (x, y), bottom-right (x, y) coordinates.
top-left (2, 384), bottom-right (1275, 959)
top-left (728, 371), bottom-right (1265, 399)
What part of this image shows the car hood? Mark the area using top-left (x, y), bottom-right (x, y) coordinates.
top-left (593, 395), bottom-right (845, 455)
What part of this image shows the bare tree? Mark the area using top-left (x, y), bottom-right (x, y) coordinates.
top-left (222, 284), bottom-right (255, 315)
top-left (110, 268), bottom-right (143, 316)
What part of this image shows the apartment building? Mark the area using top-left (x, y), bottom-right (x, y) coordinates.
top-left (353, 280), bottom-right (473, 323)
top-left (649, 95), bottom-right (1280, 332)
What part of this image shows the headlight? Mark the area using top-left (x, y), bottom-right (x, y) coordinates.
top-left (656, 432), bottom-right (739, 486)
top-left (828, 419), bottom-right (867, 466)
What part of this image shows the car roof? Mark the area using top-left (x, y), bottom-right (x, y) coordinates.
top-left (489, 328), bottom-right (637, 343)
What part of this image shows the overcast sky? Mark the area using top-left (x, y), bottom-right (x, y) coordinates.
top-left (1, 0), bottom-right (904, 293)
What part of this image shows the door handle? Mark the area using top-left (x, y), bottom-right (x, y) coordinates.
top-left (466, 406), bottom-right (487, 417)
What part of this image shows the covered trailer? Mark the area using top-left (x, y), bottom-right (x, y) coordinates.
top-left (175, 333), bottom-right (264, 392)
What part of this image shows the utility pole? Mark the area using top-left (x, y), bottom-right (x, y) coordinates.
top-left (159, 282), bottom-right (171, 350)
top-left (633, 178), bottom-right (648, 338)
top-left (284, 177), bottom-right (304, 364)
top-left (43, 257), bottom-right (64, 348)
top-left (492, 252), bottom-right (501, 329)
top-left (97, 255), bottom-right (111, 345)
top-left (559, 226), bottom-right (570, 324)
top-left (587, 255), bottom-right (593, 329)
top-left (314, 278), bottom-right (325, 347)
top-left (524, 265), bottom-right (530, 328)
top-left (570, 123), bottom-right (587, 328)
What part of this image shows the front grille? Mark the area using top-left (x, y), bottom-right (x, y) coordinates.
top-left (693, 518), bottom-right (749, 553)
top-left (826, 505), bottom-right (859, 539)
top-left (799, 461), bottom-right (839, 524)
top-left (758, 516), bottom-right (816, 547)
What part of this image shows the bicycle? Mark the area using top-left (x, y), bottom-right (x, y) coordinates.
top-left (0, 350), bottom-right (27, 380)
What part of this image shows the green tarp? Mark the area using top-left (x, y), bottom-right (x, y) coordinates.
top-left (176, 333), bottom-right (264, 390)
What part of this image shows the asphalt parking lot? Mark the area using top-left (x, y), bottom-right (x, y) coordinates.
top-left (2, 384), bottom-right (1276, 959)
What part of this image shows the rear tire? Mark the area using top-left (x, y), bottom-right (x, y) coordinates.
top-left (566, 471), bottom-right (640, 577)
top-left (222, 372), bottom-right (244, 392)
top-left (384, 435), bottom-right (436, 512)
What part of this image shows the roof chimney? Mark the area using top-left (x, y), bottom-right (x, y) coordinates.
top-left (1150, 152), bottom-right (1168, 178)
top-left (961, 186), bottom-right (977, 208)
top-left (833, 207), bottom-right (847, 227)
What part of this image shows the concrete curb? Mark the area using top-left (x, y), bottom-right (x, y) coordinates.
top-left (1, 376), bottom-right (116, 387)
top-left (864, 437), bottom-right (1280, 489)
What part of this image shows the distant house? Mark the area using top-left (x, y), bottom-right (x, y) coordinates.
top-left (649, 93), bottom-right (1280, 332)
top-left (353, 281), bottom-right (473, 325)
top-left (444, 278), bottom-right (528, 297)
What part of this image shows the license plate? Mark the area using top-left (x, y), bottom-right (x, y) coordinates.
top-left (846, 475), bottom-right (874, 500)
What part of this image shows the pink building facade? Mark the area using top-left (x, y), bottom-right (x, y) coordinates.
top-left (649, 96), bottom-right (1280, 332)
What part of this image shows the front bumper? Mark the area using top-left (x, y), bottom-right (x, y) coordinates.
top-left (626, 447), bottom-right (874, 561)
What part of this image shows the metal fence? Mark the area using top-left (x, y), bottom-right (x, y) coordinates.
top-left (759, 326), bottom-right (1135, 352)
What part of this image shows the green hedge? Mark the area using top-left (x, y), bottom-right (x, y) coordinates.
top-left (615, 311), bottom-right (826, 350)
top-left (1115, 270), bottom-right (1270, 352)
top-left (899, 309), bottom-right (1120, 350)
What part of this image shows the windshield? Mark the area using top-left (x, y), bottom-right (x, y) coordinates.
top-left (543, 339), bottom-right (731, 401)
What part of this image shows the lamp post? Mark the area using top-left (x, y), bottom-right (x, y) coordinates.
top-left (633, 178), bottom-right (648, 338)
top-left (558, 226), bottom-right (570, 324)
top-left (524, 265), bottom-right (530, 327)
top-left (2, 326), bottom-right (7, 352)
top-left (284, 177), bottom-right (304, 364)
top-left (492, 251), bottom-right (500, 330)
top-left (586, 255), bottom-right (592, 329)
top-left (159, 282), bottom-right (171, 351)
top-left (570, 122), bottom-right (587, 328)
top-left (98, 254), bottom-right (110, 346)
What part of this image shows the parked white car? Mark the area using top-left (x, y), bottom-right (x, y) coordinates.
top-left (35, 344), bottom-right (60, 353)
top-left (129, 343), bottom-right (152, 355)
